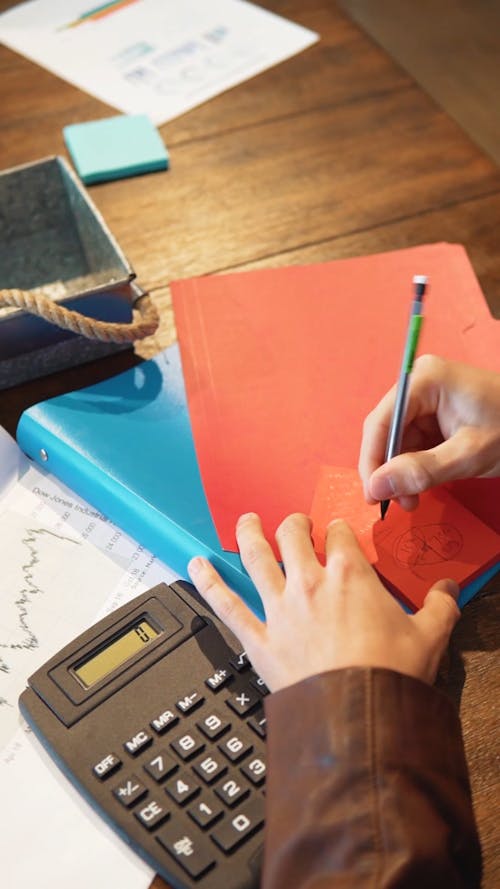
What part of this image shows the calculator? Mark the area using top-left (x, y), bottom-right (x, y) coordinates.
top-left (19, 581), bottom-right (267, 889)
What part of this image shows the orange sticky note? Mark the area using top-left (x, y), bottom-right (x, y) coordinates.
top-left (309, 467), bottom-right (500, 611)
top-left (372, 488), bottom-right (500, 611)
top-left (309, 465), bottom-right (378, 563)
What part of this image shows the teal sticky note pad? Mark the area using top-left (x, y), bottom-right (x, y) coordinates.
top-left (63, 114), bottom-right (169, 185)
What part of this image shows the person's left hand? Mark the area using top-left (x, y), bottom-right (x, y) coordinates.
top-left (187, 512), bottom-right (460, 692)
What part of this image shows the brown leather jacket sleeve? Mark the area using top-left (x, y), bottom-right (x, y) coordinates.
top-left (262, 668), bottom-right (481, 889)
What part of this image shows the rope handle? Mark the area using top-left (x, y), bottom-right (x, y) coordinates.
top-left (0, 286), bottom-right (159, 344)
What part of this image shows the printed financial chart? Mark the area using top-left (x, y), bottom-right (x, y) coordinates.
top-left (0, 460), bottom-right (177, 752)
top-left (0, 0), bottom-right (317, 124)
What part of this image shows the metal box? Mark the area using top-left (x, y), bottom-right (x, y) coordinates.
top-left (0, 155), bottom-right (141, 389)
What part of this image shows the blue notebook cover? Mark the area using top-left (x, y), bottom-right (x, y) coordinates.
top-left (16, 344), bottom-right (264, 619)
top-left (16, 344), bottom-right (498, 613)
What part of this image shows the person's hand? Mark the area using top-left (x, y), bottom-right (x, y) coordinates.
top-left (359, 355), bottom-right (500, 512)
top-left (188, 512), bottom-right (460, 693)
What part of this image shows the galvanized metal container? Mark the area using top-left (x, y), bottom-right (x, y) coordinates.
top-left (0, 155), bottom-right (141, 389)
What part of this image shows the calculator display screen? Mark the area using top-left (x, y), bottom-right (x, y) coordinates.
top-left (73, 619), bottom-right (160, 688)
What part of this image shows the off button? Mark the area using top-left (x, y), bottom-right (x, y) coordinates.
top-left (93, 752), bottom-right (122, 780)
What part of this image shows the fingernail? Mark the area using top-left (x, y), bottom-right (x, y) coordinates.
top-left (188, 556), bottom-right (205, 576)
top-left (237, 512), bottom-right (258, 527)
top-left (441, 578), bottom-right (460, 600)
top-left (370, 473), bottom-right (397, 500)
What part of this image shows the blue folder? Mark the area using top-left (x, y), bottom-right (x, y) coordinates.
top-left (16, 344), bottom-right (498, 613)
top-left (16, 344), bottom-right (264, 619)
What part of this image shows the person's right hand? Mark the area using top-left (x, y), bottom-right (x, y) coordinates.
top-left (359, 355), bottom-right (500, 511)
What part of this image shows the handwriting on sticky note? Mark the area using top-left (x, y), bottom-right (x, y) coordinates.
top-left (372, 488), bottom-right (500, 610)
top-left (309, 466), bottom-right (500, 612)
top-left (309, 465), bottom-right (378, 562)
top-left (392, 523), bottom-right (463, 567)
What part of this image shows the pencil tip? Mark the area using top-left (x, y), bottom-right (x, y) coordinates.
top-left (380, 500), bottom-right (389, 521)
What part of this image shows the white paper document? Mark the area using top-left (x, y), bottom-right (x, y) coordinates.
top-left (0, 427), bottom-right (177, 751)
top-left (0, 0), bottom-right (318, 124)
top-left (3, 727), bottom-right (154, 889)
top-left (0, 424), bottom-right (178, 889)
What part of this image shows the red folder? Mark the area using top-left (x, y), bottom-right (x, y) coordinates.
top-left (172, 243), bottom-right (500, 606)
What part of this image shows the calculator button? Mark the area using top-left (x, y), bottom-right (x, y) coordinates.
top-left (124, 729), bottom-right (152, 757)
top-left (165, 770), bottom-right (202, 805)
top-left (143, 750), bottom-right (178, 782)
top-left (170, 729), bottom-right (205, 761)
top-left (211, 797), bottom-right (264, 853)
top-left (150, 708), bottom-right (179, 734)
top-left (156, 824), bottom-right (215, 879)
top-left (214, 775), bottom-right (250, 808)
top-left (218, 732), bottom-right (253, 763)
top-left (241, 756), bottom-right (266, 786)
top-left (193, 753), bottom-right (228, 784)
top-left (250, 674), bottom-right (269, 696)
top-left (197, 710), bottom-right (231, 740)
top-left (229, 651), bottom-right (250, 672)
top-left (176, 690), bottom-right (204, 715)
top-left (93, 753), bottom-right (122, 780)
top-left (112, 774), bottom-right (148, 808)
top-left (205, 668), bottom-right (233, 691)
top-left (226, 689), bottom-right (260, 717)
top-left (134, 799), bottom-right (170, 830)
top-left (188, 794), bottom-right (224, 829)
top-left (247, 711), bottom-right (267, 739)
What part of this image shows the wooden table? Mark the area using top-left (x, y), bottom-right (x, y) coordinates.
top-left (1, 2), bottom-right (498, 886)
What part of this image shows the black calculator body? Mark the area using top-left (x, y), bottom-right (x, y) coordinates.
top-left (19, 581), bottom-right (267, 889)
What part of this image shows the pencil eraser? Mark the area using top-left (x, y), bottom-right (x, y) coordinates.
top-left (63, 114), bottom-right (169, 185)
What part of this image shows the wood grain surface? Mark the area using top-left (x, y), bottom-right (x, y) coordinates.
top-left (0, 1), bottom-right (498, 886)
